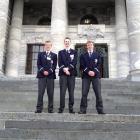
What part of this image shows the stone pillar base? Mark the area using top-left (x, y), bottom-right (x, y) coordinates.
top-left (127, 70), bottom-right (140, 81)
top-left (0, 71), bottom-right (4, 76)
top-left (0, 71), bottom-right (6, 79)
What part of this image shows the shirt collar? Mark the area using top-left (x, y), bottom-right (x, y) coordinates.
top-left (65, 48), bottom-right (70, 51)
top-left (46, 51), bottom-right (51, 55)
top-left (88, 50), bottom-right (93, 53)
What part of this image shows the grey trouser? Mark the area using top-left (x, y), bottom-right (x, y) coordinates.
top-left (59, 75), bottom-right (75, 111)
top-left (80, 78), bottom-right (103, 112)
top-left (36, 78), bottom-right (54, 111)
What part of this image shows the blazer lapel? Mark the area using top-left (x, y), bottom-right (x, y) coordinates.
top-left (85, 52), bottom-right (91, 67)
top-left (50, 52), bottom-right (53, 60)
top-left (85, 52), bottom-right (90, 61)
top-left (63, 49), bottom-right (68, 61)
top-left (43, 52), bottom-right (47, 60)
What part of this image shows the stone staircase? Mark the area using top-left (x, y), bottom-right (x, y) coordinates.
top-left (0, 113), bottom-right (140, 139)
top-left (0, 78), bottom-right (140, 114)
top-left (0, 78), bottom-right (140, 139)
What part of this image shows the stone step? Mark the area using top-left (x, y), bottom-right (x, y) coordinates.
top-left (5, 120), bottom-right (140, 131)
top-left (0, 84), bottom-right (139, 94)
top-left (1, 89), bottom-right (139, 96)
top-left (0, 78), bottom-right (140, 139)
top-left (1, 82), bottom-right (137, 89)
top-left (1, 105), bottom-right (140, 115)
top-left (0, 79), bottom-right (140, 86)
top-left (0, 113), bottom-right (140, 139)
top-left (1, 89), bottom-right (140, 97)
top-left (0, 129), bottom-right (139, 140)
top-left (0, 95), bottom-right (140, 105)
top-left (0, 96), bottom-right (140, 114)
top-left (0, 113), bottom-right (140, 128)
top-left (0, 112), bottom-right (140, 122)
top-left (0, 88), bottom-right (140, 101)
top-left (0, 79), bottom-right (140, 114)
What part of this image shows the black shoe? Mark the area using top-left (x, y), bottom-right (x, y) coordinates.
top-left (98, 110), bottom-right (105, 115)
top-left (69, 110), bottom-right (75, 114)
top-left (48, 110), bottom-right (54, 113)
top-left (78, 111), bottom-right (86, 114)
top-left (58, 109), bottom-right (63, 113)
top-left (35, 110), bottom-right (42, 113)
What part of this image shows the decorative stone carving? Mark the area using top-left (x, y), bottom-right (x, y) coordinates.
top-left (78, 25), bottom-right (105, 40)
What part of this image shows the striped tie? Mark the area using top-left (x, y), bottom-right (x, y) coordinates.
top-left (89, 52), bottom-right (92, 57)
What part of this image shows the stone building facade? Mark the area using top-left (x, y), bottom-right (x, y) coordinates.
top-left (0, 0), bottom-right (140, 80)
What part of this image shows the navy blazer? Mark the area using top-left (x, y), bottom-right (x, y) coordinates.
top-left (37, 51), bottom-right (57, 79)
top-left (80, 51), bottom-right (101, 78)
top-left (58, 49), bottom-right (77, 76)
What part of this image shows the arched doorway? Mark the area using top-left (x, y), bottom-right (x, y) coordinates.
top-left (80, 14), bottom-right (98, 24)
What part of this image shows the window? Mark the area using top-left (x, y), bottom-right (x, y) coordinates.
top-left (26, 44), bottom-right (44, 74)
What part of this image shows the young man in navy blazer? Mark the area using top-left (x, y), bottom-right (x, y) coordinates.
top-left (58, 37), bottom-right (77, 113)
top-left (78, 41), bottom-right (105, 114)
top-left (35, 41), bottom-right (57, 113)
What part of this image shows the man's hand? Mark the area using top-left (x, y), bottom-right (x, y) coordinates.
top-left (65, 71), bottom-right (70, 75)
top-left (63, 68), bottom-right (69, 72)
top-left (88, 71), bottom-right (95, 77)
top-left (63, 67), bottom-right (70, 75)
top-left (43, 71), bottom-right (49, 76)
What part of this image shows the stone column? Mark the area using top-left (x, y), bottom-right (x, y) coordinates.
top-left (6, 0), bottom-right (24, 77)
top-left (51, 0), bottom-right (68, 53)
top-left (115, 0), bottom-right (130, 78)
top-left (126, 0), bottom-right (140, 81)
top-left (0, 0), bottom-right (9, 75)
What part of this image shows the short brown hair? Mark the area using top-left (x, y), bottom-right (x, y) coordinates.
top-left (64, 37), bottom-right (71, 41)
top-left (86, 40), bottom-right (95, 46)
top-left (45, 40), bottom-right (51, 44)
